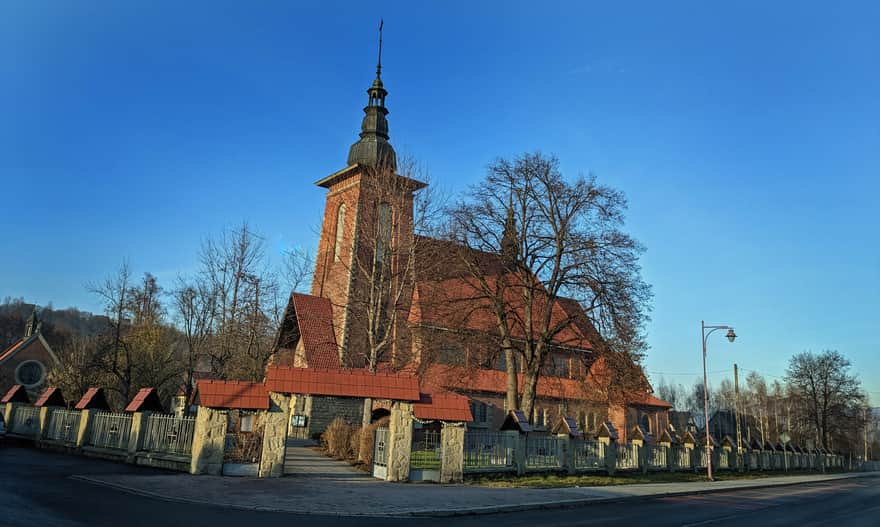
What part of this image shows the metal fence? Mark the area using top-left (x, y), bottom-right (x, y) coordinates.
top-left (671, 446), bottom-right (692, 469)
top-left (89, 411), bottom-right (133, 450)
top-left (616, 442), bottom-right (639, 469)
top-left (10, 405), bottom-right (40, 436)
top-left (647, 444), bottom-right (667, 470)
top-left (525, 435), bottom-right (563, 469)
top-left (464, 431), bottom-right (515, 471)
top-left (573, 439), bottom-right (605, 470)
top-left (45, 409), bottom-right (81, 443)
top-left (141, 413), bottom-right (195, 456)
top-left (411, 429), bottom-right (441, 470)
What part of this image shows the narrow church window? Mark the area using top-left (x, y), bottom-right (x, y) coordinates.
top-left (334, 203), bottom-right (347, 262)
top-left (376, 202), bottom-right (392, 265)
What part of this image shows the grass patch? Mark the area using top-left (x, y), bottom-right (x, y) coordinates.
top-left (411, 450), bottom-right (441, 470)
top-left (466, 470), bottom-right (834, 488)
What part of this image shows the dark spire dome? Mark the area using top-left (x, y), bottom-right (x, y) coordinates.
top-left (347, 19), bottom-right (397, 170)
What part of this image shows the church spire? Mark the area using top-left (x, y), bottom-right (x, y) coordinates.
top-left (347, 19), bottom-right (397, 170)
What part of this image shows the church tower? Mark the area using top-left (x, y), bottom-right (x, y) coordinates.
top-left (311, 24), bottom-right (424, 368)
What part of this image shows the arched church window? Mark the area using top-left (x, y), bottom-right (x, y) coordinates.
top-left (376, 202), bottom-right (392, 265)
top-left (334, 203), bottom-right (346, 262)
top-left (641, 413), bottom-right (651, 434)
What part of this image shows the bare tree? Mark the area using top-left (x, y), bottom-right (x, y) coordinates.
top-left (87, 261), bottom-right (136, 404)
top-left (786, 350), bottom-right (866, 449)
top-left (198, 223), bottom-right (280, 380)
top-left (171, 276), bottom-right (216, 407)
top-left (444, 152), bottom-right (652, 420)
top-left (47, 335), bottom-right (105, 404)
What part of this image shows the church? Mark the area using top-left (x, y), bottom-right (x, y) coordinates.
top-left (270, 40), bottom-right (671, 442)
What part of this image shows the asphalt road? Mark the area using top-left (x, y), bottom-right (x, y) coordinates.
top-left (1, 444), bottom-right (877, 527)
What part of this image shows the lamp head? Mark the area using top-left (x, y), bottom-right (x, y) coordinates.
top-left (726, 328), bottom-right (737, 343)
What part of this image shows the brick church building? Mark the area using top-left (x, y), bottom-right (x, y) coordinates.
top-left (272, 48), bottom-right (670, 441)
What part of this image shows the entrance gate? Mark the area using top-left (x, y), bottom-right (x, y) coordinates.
top-left (373, 427), bottom-right (389, 479)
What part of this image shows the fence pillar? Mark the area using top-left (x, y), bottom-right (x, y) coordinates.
top-left (440, 422), bottom-right (465, 483)
top-left (37, 406), bottom-right (52, 441)
top-left (258, 392), bottom-right (291, 478)
top-left (126, 411), bottom-right (149, 463)
top-left (3, 402), bottom-right (16, 431)
top-left (190, 406), bottom-right (228, 475)
top-left (555, 434), bottom-right (573, 475)
top-left (385, 401), bottom-right (413, 482)
top-left (604, 440), bottom-right (617, 475)
top-left (75, 409), bottom-right (93, 449)
top-left (508, 431), bottom-right (525, 475)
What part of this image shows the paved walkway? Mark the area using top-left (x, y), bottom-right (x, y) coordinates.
top-left (282, 441), bottom-right (369, 479)
top-left (73, 469), bottom-right (877, 517)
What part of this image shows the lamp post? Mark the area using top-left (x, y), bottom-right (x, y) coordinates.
top-left (702, 320), bottom-right (736, 481)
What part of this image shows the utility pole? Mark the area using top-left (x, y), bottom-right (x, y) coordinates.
top-left (866, 407), bottom-right (869, 462)
top-left (734, 364), bottom-right (742, 470)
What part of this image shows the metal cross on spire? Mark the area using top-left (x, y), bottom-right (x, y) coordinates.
top-left (376, 18), bottom-right (384, 78)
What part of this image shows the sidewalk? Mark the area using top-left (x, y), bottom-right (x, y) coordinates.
top-left (72, 470), bottom-right (878, 517)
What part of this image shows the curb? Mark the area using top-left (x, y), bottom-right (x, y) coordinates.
top-left (71, 472), bottom-right (879, 518)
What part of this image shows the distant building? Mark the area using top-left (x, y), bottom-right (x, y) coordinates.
top-left (0, 309), bottom-right (60, 397)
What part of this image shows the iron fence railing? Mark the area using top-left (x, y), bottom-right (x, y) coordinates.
top-left (46, 409), bottom-right (81, 443)
top-left (142, 413), bottom-right (195, 456)
top-left (410, 429), bottom-right (441, 469)
top-left (671, 446), bottom-right (691, 469)
top-left (10, 405), bottom-right (40, 437)
top-left (616, 442), bottom-right (639, 469)
top-left (572, 439), bottom-right (605, 470)
top-left (464, 431), bottom-right (515, 471)
top-left (525, 435), bottom-right (563, 469)
top-left (647, 444), bottom-right (667, 469)
top-left (89, 411), bottom-right (133, 450)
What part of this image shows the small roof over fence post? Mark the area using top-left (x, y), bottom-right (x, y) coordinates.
top-left (74, 387), bottom-right (112, 411)
top-left (124, 388), bottom-right (164, 413)
top-left (34, 387), bottom-right (66, 408)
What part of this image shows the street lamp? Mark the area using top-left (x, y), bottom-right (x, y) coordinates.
top-left (702, 320), bottom-right (736, 481)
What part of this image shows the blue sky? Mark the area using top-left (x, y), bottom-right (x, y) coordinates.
top-left (1, 2), bottom-right (878, 402)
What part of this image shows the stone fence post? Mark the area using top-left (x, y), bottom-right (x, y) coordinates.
top-left (259, 393), bottom-right (292, 478)
top-left (127, 411), bottom-right (150, 463)
top-left (386, 401), bottom-right (413, 482)
top-left (75, 409), bottom-right (93, 449)
top-left (190, 406), bottom-right (228, 475)
top-left (37, 406), bottom-right (52, 440)
top-left (604, 439), bottom-right (617, 475)
top-left (507, 430), bottom-right (525, 475)
top-left (3, 402), bottom-right (16, 431)
top-left (440, 422), bottom-right (465, 483)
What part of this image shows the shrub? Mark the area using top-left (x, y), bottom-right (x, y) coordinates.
top-left (349, 427), bottom-right (362, 461)
top-left (322, 418), bottom-right (354, 459)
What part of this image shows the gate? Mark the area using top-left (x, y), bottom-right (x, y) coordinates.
top-left (372, 427), bottom-right (389, 479)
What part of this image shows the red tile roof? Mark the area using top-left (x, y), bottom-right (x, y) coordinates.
top-left (74, 387), bottom-right (112, 411)
top-left (409, 277), bottom-right (595, 351)
top-left (421, 364), bottom-right (599, 401)
top-left (632, 393), bottom-right (673, 409)
top-left (413, 391), bottom-right (473, 422)
top-left (0, 339), bottom-right (25, 363)
top-left (34, 387), bottom-right (66, 408)
top-left (124, 387), bottom-right (165, 412)
top-left (195, 380), bottom-right (269, 410)
top-left (411, 236), bottom-right (598, 352)
top-left (1, 384), bottom-right (29, 404)
top-left (290, 293), bottom-right (340, 369)
top-left (265, 366), bottom-right (420, 401)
